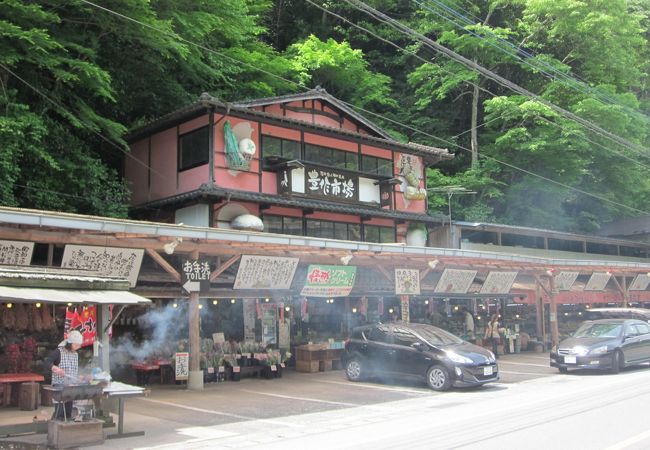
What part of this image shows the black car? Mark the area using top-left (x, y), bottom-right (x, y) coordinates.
top-left (550, 318), bottom-right (650, 374)
top-left (343, 322), bottom-right (498, 391)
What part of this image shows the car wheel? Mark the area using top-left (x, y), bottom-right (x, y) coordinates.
top-left (345, 358), bottom-right (364, 382)
top-left (426, 365), bottom-right (451, 391)
top-left (610, 350), bottom-right (623, 375)
top-left (559, 367), bottom-right (568, 374)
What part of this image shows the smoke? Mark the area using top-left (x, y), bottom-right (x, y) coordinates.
top-left (110, 303), bottom-right (188, 368)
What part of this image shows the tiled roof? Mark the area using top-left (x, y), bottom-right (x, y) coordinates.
top-left (130, 185), bottom-right (446, 224)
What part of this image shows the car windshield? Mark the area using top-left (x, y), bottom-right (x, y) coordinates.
top-left (573, 323), bottom-right (622, 338)
top-left (415, 326), bottom-right (464, 345)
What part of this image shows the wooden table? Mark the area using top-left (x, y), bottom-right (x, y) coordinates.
top-left (0, 373), bottom-right (45, 407)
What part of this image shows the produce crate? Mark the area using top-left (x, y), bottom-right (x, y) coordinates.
top-left (296, 361), bottom-right (320, 373)
top-left (319, 360), bottom-right (333, 372)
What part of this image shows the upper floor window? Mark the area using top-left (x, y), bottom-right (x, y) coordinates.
top-left (304, 143), bottom-right (358, 171)
top-left (263, 215), bottom-right (303, 236)
top-left (548, 238), bottom-right (583, 253)
top-left (501, 233), bottom-right (545, 249)
top-left (361, 155), bottom-right (393, 177)
top-left (261, 135), bottom-right (301, 162)
top-left (179, 126), bottom-right (209, 171)
top-left (586, 241), bottom-right (618, 256)
top-left (364, 225), bottom-right (395, 243)
top-left (305, 219), bottom-right (361, 241)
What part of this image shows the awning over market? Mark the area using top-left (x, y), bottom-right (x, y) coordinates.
top-left (0, 286), bottom-right (150, 305)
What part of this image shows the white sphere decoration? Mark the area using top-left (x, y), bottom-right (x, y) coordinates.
top-left (231, 214), bottom-right (264, 231)
top-left (238, 138), bottom-right (256, 161)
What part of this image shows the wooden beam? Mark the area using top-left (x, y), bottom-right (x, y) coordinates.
top-left (419, 267), bottom-right (431, 281)
top-left (145, 249), bottom-right (181, 283)
top-left (376, 265), bottom-right (393, 283)
top-left (210, 255), bottom-right (241, 282)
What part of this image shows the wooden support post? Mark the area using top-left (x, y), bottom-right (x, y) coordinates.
top-left (610, 275), bottom-right (629, 307)
top-left (188, 250), bottom-right (202, 390)
top-left (535, 283), bottom-right (543, 344)
top-left (548, 276), bottom-right (559, 348)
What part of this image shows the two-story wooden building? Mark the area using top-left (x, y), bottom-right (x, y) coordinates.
top-left (125, 88), bottom-right (451, 244)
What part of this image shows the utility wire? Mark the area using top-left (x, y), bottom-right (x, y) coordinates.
top-left (343, 0), bottom-right (648, 156)
top-left (77, 0), bottom-right (650, 216)
top-left (417, 0), bottom-right (649, 120)
top-left (308, 0), bottom-right (650, 171)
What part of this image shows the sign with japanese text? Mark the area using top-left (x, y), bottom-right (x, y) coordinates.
top-left (0, 240), bottom-right (34, 265)
top-left (554, 272), bottom-right (579, 291)
top-left (400, 296), bottom-right (410, 323)
top-left (243, 299), bottom-right (256, 342)
top-left (181, 259), bottom-right (211, 293)
top-left (174, 352), bottom-right (189, 380)
top-left (395, 269), bottom-right (421, 295)
top-left (300, 265), bottom-right (357, 297)
top-left (64, 306), bottom-right (96, 347)
top-left (234, 255), bottom-right (299, 290)
top-left (480, 271), bottom-right (517, 294)
top-left (629, 274), bottom-right (650, 291)
top-left (61, 245), bottom-right (144, 287)
top-left (434, 269), bottom-right (477, 294)
top-left (584, 272), bottom-right (612, 291)
top-left (304, 164), bottom-right (358, 202)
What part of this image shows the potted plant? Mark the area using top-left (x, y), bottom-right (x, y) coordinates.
top-left (224, 354), bottom-right (240, 381)
top-left (278, 350), bottom-right (292, 378)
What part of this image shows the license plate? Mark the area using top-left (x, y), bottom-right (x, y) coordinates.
top-left (564, 356), bottom-right (576, 364)
top-left (483, 366), bottom-right (494, 376)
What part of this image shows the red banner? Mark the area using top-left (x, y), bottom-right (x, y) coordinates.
top-left (64, 306), bottom-right (96, 347)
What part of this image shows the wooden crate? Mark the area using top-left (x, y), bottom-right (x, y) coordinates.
top-left (319, 360), bottom-right (333, 372)
top-left (296, 345), bottom-right (325, 362)
top-left (47, 419), bottom-right (104, 449)
top-left (19, 382), bottom-right (40, 410)
top-left (296, 361), bottom-right (320, 373)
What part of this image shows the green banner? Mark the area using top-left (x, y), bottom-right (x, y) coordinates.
top-left (300, 265), bottom-right (357, 297)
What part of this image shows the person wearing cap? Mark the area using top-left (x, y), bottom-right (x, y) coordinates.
top-left (45, 330), bottom-right (84, 420)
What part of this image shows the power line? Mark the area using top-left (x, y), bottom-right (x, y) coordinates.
top-left (343, 0), bottom-right (648, 156)
top-left (76, 0), bottom-right (650, 216)
top-left (417, 0), bottom-right (650, 121)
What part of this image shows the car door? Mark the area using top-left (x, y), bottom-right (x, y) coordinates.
top-left (621, 322), bottom-right (643, 363)
top-left (391, 325), bottom-right (431, 378)
top-left (364, 324), bottom-right (396, 375)
top-left (633, 322), bottom-right (650, 362)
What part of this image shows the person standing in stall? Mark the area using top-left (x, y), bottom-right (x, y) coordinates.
top-left (45, 330), bottom-right (84, 420)
top-left (484, 314), bottom-right (501, 359)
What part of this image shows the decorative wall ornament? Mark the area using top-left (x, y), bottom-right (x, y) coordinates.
top-left (230, 214), bottom-right (264, 232)
top-left (224, 121), bottom-right (257, 173)
top-left (397, 153), bottom-right (427, 205)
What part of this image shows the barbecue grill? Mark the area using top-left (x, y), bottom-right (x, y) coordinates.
top-left (45, 384), bottom-right (104, 403)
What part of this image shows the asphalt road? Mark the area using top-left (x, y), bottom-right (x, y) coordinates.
top-left (4, 352), bottom-right (649, 449)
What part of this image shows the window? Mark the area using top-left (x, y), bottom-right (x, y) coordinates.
top-left (261, 135), bottom-right (301, 167)
top-left (586, 242), bottom-right (618, 256)
top-left (304, 143), bottom-right (358, 170)
top-left (361, 155), bottom-right (393, 176)
top-left (548, 238), bottom-right (584, 253)
top-left (262, 215), bottom-right (303, 236)
top-left (460, 230), bottom-right (498, 245)
top-left (634, 323), bottom-right (650, 335)
top-left (364, 225), bottom-right (395, 243)
top-left (179, 126), bottom-right (209, 171)
top-left (306, 219), bottom-right (360, 241)
top-left (501, 233), bottom-right (545, 249)
top-left (620, 246), bottom-right (649, 258)
top-left (366, 325), bottom-right (390, 343)
top-left (392, 326), bottom-right (419, 346)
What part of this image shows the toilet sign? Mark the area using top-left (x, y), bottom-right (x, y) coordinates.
top-left (181, 259), bottom-right (211, 293)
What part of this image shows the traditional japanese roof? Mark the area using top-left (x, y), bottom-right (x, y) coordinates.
top-left (130, 184), bottom-right (447, 224)
top-left (125, 91), bottom-right (451, 166)
top-left (232, 86), bottom-right (393, 139)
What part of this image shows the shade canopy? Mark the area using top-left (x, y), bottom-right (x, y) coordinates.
top-left (0, 286), bottom-right (150, 305)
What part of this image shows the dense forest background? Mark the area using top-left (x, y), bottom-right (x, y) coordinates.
top-left (1, 0), bottom-right (649, 233)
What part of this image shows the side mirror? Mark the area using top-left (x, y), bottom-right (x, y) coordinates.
top-left (411, 342), bottom-right (425, 351)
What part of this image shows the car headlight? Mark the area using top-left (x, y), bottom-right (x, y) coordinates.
top-left (446, 351), bottom-right (473, 364)
top-left (589, 345), bottom-right (608, 355)
top-left (572, 346), bottom-right (589, 356)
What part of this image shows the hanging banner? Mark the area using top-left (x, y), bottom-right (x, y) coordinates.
top-left (234, 255), bottom-right (299, 290)
top-left (629, 274), bottom-right (650, 291)
top-left (400, 296), bottom-right (410, 323)
top-left (242, 299), bottom-right (256, 342)
top-left (555, 272), bottom-right (579, 291)
top-left (434, 269), bottom-right (477, 294)
top-left (61, 245), bottom-right (144, 287)
top-left (174, 352), bottom-right (189, 381)
top-left (480, 271), bottom-right (518, 294)
top-left (261, 305), bottom-right (278, 345)
top-left (64, 306), bottom-right (96, 347)
top-left (584, 272), bottom-right (612, 291)
top-left (300, 265), bottom-right (357, 297)
top-left (0, 240), bottom-right (34, 265)
top-left (395, 269), bottom-right (421, 295)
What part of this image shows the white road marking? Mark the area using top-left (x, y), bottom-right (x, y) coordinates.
top-left (603, 429), bottom-right (650, 450)
top-left (314, 379), bottom-right (430, 394)
top-left (138, 398), bottom-right (296, 426)
top-left (499, 370), bottom-right (553, 375)
top-left (239, 389), bottom-right (361, 406)
top-left (498, 361), bottom-right (550, 368)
